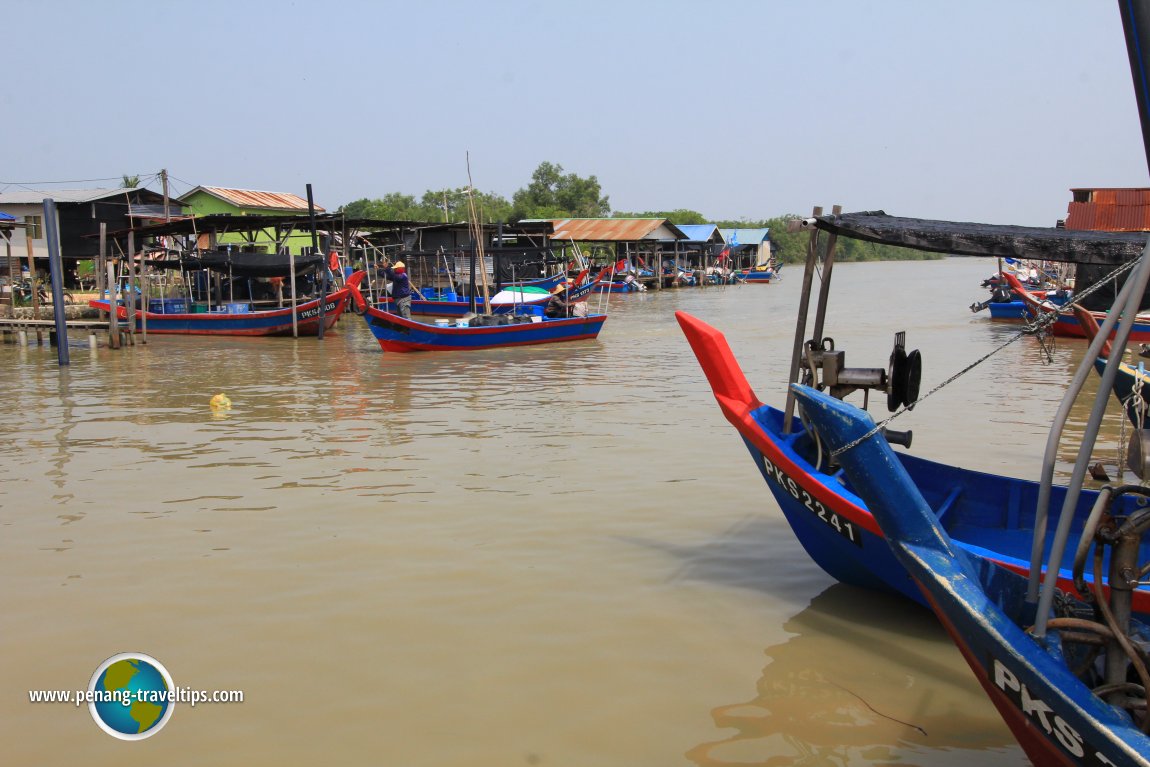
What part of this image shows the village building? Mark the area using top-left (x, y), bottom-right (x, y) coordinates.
top-left (177, 187), bottom-right (326, 255)
top-left (0, 187), bottom-right (180, 284)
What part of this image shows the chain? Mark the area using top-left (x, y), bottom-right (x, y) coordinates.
top-left (828, 255), bottom-right (1144, 459)
top-left (829, 329), bottom-right (1030, 457)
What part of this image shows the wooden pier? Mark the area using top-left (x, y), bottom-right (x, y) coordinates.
top-left (0, 317), bottom-right (117, 349)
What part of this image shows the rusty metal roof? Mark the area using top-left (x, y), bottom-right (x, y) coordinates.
top-left (1064, 188), bottom-right (1150, 231)
top-left (1065, 201), bottom-right (1150, 231)
top-left (180, 186), bottom-right (324, 213)
top-left (544, 218), bottom-right (686, 242)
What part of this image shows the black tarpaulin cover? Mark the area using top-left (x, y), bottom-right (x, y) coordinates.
top-left (144, 251), bottom-right (325, 278)
top-left (813, 211), bottom-right (1150, 265)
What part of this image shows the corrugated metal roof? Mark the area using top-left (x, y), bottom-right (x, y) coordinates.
top-left (180, 186), bottom-right (323, 213)
top-left (719, 228), bottom-right (770, 245)
top-left (547, 218), bottom-right (682, 242)
top-left (0, 188), bottom-right (143, 204)
top-left (676, 224), bottom-right (723, 243)
top-left (1065, 201), bottom-right (1150, 232)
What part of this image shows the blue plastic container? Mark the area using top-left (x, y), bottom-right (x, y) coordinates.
top-left (148, 298), bottom-right (187, 314)
top-left (513, 304), bottom-right (544, 317)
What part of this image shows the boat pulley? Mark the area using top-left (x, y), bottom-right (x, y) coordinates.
top-left (887, 331), bottom-right (922, 412)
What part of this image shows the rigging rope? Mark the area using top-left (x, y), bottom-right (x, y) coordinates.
top-left (829, 255), bottom-right (1145, 458)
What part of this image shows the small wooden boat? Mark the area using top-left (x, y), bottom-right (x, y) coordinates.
top-left (792, 383), bottom-right (1150, 767)
top-left (352, 285), bottom-right (606, 353)
top-left (733, 266), bottom-right (777, 284)
top-left (1003, 271), bottom-right (1150, 342)
top-left (89, 272), bottom-right (365, 337)
top-left (376, 278), bottom-right (598, 317)
top-left (676, 310), bottom-right (1150, 617)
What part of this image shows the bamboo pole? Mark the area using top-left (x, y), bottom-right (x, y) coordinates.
top-left (465, 153), bottom-right (491, 313)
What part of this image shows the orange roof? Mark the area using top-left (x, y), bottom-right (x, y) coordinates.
top-left (547, 218), bottom-right (683, 242)
top-left (183, 186), bottom-right (324, 213)
top-left (1065, 201), bottom-right (1150, 231)
top-left (1064, 188), bottom-right (1150, 231)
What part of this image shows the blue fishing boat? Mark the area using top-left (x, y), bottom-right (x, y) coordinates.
top-left (375, 279), bottom-right (597, 317)
top-left (676, 310), bottom-right (1150, 617)
top-left (351, 281), bottom-right (606, 352)
top-left (792, 383), bottom-right (1150, 767)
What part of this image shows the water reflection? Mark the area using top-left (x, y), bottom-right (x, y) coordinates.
top-left (686, 585), bottom-right (1022, 767)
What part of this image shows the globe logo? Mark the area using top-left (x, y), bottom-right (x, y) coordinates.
top-left (88, 653), bottom-right (175, 740)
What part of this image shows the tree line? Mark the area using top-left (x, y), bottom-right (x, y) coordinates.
top-left (339, 161), bottom-right (940, 264)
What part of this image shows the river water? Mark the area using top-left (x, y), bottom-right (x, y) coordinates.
top-left (0, 257), bottom-right (1130, 766)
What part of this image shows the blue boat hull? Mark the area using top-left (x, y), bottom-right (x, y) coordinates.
top-left (676, 310), bottom-right (1150, 616)
top-left (361, 307), bottom-right (607, 352)
top-left (793, 385), bottom-right (1150, 767)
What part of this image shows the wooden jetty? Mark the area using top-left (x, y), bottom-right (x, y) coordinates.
top-left (0, 316), bottom-right (116, 349)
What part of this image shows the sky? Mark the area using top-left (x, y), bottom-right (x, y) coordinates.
top-left (2, 0), bottom-right (1147, 227)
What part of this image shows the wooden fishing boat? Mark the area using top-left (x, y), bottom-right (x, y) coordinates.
top-left (792, 383), bottom-right (1150, 767)
top-left (352, 284), bottom-right (606, 352)
top-left (375, 279), bottom-right (596, 317)
top-left (89, 271), bottom-right (365, 337)
top-left (1003, 271), bottom-right (1150, 342)
top-left (677, 310), bottom-right (1150, 617)
top-left (733, 266), bottom-right (777, 284)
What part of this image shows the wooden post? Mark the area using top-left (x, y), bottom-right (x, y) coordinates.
top-left (106, 259), bottom-right (120, 349)
top-left (139, 245), bottom-right (148, 344)
top-left (96, 223), bottom-right (107, 320)
top-left (810, 204), bottom-right (843, 344)
top-left (5, 236), bottom-right (14, 314)
top-left (782, 206), bottom-right (824, 434)
top-left (26, 234), bottom-right (42, 343)
top-left (125, 232), bottom-right (136, 345)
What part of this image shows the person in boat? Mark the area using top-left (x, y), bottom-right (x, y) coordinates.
top-left (382, 259), bottom-right (412, 319)
top-left (545, 282), bottom-right (571, 319)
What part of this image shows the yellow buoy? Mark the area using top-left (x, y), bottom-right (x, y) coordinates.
top-left (209, 393), bottom-right (232, 410)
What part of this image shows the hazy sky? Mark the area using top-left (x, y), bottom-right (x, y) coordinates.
top-left (3, 0), bottom-right (1147, 226)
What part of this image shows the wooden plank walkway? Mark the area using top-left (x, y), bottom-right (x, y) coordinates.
top-left (0, 317), bottom-right (116, 348)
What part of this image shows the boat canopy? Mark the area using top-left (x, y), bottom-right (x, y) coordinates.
top-left (144, 250), bottom-right (325, 278)
top-left (809, 211), bottom-right (1149, 265)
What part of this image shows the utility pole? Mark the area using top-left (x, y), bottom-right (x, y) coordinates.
top-left (161, 168), bottom-right (171, 222)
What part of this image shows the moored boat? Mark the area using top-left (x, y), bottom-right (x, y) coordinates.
top-left (89, 271), bottom-right (364, 337)
top-left (1004, 271), bottom-right (1150, 342)
top-left (792, 383), bottom-right (1150, 767)
top-left (676, 310), bottom-right (1150, 617)
top-left (351, 284), bottom-right (606, 353)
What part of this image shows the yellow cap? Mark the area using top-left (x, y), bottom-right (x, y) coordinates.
top-left (394, 261), bottom-right (405, 269)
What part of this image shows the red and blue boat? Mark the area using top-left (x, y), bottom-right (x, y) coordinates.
top-left (375, 279), bottom-right (597, 317)
top-left (733, 265), bottom-right (777, 284)
top-left (792, 383), bottom-right (1150, 767)
top-left (1004, 271), bottom-right (1150, 342)
top-left (352, 285), bottom-right (606, 353)
top-left (89, 271), bottom-right (365, 336)
top-left (677, 310), bottom-right (1150, 617)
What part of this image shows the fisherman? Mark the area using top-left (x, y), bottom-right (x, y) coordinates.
top-left (382, 259), bottom-right (413, 319)
top-left (545, 282), bottom-right (571, 319)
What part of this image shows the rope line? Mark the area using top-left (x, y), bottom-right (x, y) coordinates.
top-left (829, 255), bottom-right (1144, 458)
